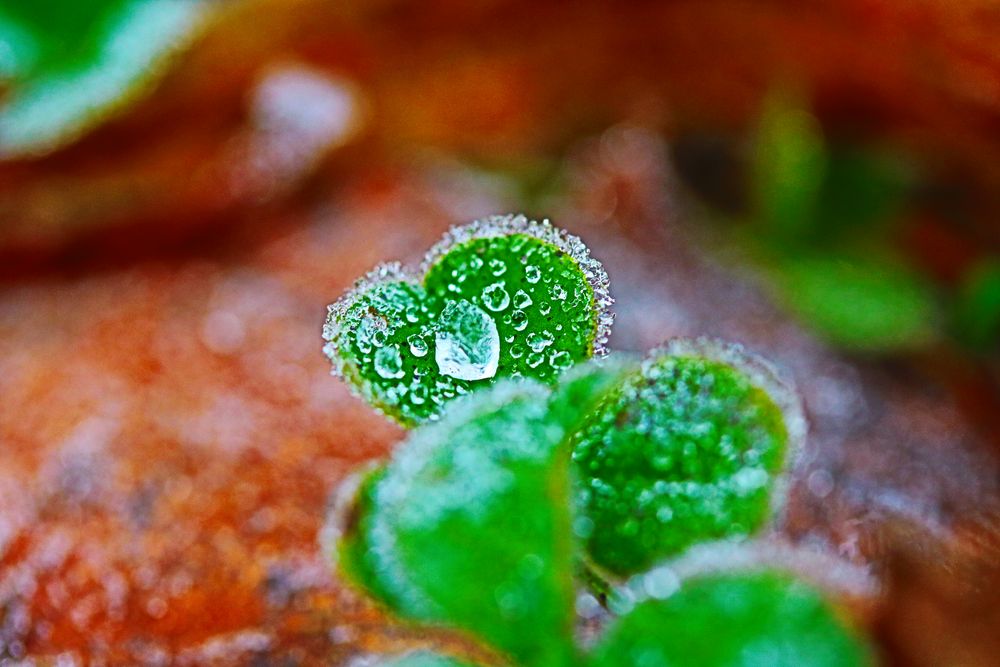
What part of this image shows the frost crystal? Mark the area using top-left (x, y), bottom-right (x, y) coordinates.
top-left (434, 301), bottom-right (500, 381)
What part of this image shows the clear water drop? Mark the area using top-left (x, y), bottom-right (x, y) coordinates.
top-left (526, 351), bottom-right (544, 368)
top-left (525, 265), bottom-right (541, 284)
top-left (511, 310), bottom-right (528, 331)
top-left (489, 258), bottom-right (507, 276)
top-left (549, 349), bottom-right (573, 370)
top-left (482, 283), bottom-right (511, 312)
top-left (374, 345), bottom-right (405, 379)
top-left (552, 284), bottom-right (567, 300)
top-left (527, 330), bottom-right (553, 353)
top-left (513, 289), bottom-right (532, 309)
top-left (434, 300), bottom-right (500, 381)
top-left (407, 333), bottom-right (428, 357)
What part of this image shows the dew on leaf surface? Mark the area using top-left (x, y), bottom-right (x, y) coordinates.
top-left (435, 300), bottom-right (501, 382)
top-left (571, 338), bottom-right (804, 576)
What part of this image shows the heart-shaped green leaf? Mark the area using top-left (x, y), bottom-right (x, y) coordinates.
top-left (323, 215), bottom-right (613, 426)
top-left (589, 570), bottom-right (872, 667)
top-left (0, 0), bottom-right (204, 157)
top-left (572, 339), bottom-right (805, 576)
top-left (331, 361), bottom-right (633, 666)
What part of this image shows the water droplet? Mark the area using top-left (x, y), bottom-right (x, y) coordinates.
top-left (489, 258), bottom-right (507, 276)
top-left (527, 331), bottom-right (553, 352)
top-left (539, 302), bottom-right (551, 315)
top-left (511, 310), bottom-right (528, 331)
top-left (374, 345), bottom-right (405, 379)
top-left (407, 334), bottom-right (428, 357)
top-left (409, 384), bottom-right (429, 405)
top-left (526, 351), bottom-right (544, 368)
top-left (513, 289), bottom-right (532, 309)
top-left (510, 344), bottom-right (525, 359)
top-left (525, 265), bottom-right (541, 284)
top-left (549, 350), bottom-right (573, 370)
top-left (482, 283), bottom-right (510, 312)
top-left (552, 284), bottom-right (567, 300)
top-left (435, 300), bottom-right (500, 381)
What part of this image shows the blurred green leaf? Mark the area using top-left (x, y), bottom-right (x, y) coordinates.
top-left (588, 571), bottom-right (872, 667)
top-left (772, 251), bottom-right (937, 351)
top-left (954, 259), bottom-right (1000, 351)
top-left (814, 149), bottom-right (911, 239)
top-left (753, 95), bottom-right (826, 243)
top-left (336, 361), bottom-right (633, 667)
top-left (0, 0), bottom-right (204, 157)
top-left (341, 382), bottom-right (578, 665)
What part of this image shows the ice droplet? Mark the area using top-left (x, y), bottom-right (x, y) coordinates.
top-left (482, 282), bottom-right (511, 312)
top-left (407, 333), bottom-right (428, 357)
top-left (513, 289), bottom-right (532, 309)
top-left (435, 300), bottom-right (500, 381)
top-left (374, 345), bottom-right (405, 379)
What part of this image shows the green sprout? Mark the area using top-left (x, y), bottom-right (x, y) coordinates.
top-left (322, 220), bottom-right (871, 667)
top-left (329, 371), bottom-right (869, 667)
top-left (322, 215), bottom-right (613, 426)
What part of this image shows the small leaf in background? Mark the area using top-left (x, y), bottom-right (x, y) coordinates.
top-left (375, 651), bottom-right (483, 667)
top-left (772, 251), bottom-right (937, 352)
top-left (323, 215), bottom-right (613, 426)
top-left (572, 339), bottom-right (803, 576)
top-left (588, 571), bottom-right (872, 667)
top-left (0, 0), bottom-right (205, 157)
top-left (752, 95), bottom-right (826, 244)
top-left (954, 258), bottom-right (1000, 351)
top-left (343, 381), bottom-right (578, 666)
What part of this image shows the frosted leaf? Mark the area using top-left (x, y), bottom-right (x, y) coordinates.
top-left (434, 301), bottom-right (500, 381)
top-left (322, 214), bottom-right (614, 425)
top-left (571, 337), bottom-right (804, 576)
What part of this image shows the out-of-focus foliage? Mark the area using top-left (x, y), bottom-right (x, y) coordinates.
top-left (954, 259), bottom-right (1000, 352)
top-left (748, 97), bottom-right (938, 352)
top-left (589, 572), bottom-right (873, 667)
top-left (0, 0), bottom-right (203, 157)
top-left (322, 216), bottom-right (611, 426)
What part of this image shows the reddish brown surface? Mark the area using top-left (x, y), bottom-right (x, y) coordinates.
top-left (2, 1), bottom-right (1000, 665)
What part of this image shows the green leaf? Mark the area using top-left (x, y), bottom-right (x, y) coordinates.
top-left (356, 381), bottom-right (576, 665)
top-left (954, 258), bottom-right (1000, 351)
top-left (376, 651), bottom-right (483, 667)
top-left (0, 0), bottom-right (204, 157)
top-left (334, 362), bottom-right (632, 667)
top-left (771, 251), bottom-right (937, 351)
top-left (323, 215), bottom-right (613, 426)
top-left (753, 95), bottom-right (826, 244)
top-left (588, 571), bottom-right (873, 667)
top-left (572, 339), bottom-right (803, 576)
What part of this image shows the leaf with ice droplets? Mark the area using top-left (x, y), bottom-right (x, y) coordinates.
top-left (588, 571), bottom-right (872, 667)
top-left (323, 214), bottom-right (613, 426)
top-left (571, 338), bottom-right (805, 576)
